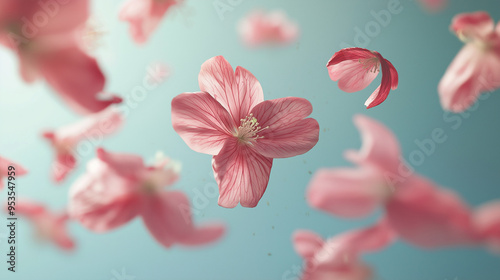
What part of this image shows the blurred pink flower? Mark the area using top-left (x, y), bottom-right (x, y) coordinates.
top-left (238, 10), bottom-right (299, 47)
top-left (42, 108), bottom-right (124, 183)
top-left (68, 148), bottom-right (225, 248)
top-left (439, 11), bottom-right (500, 112)
top-left (473, 201), bottom-right (500, 252)
top-left (418, 0), bottom-right (447, 12)
top-left (307, 115), bottom-right (480, 248)
top-left (327, 48), bottom-right (398, 109)
top-left (293, 220), bottom-right (395, 280)
top-left (0, 156), bottom-right (27, 190)
top-left (15, 200), bottom-right (75, 250)
top-left (119, 0), bottom-right (182, 44)
top-left (0, 0), bottom-right (121, 114)
top-left (171, 56), bottom-right (319, 208)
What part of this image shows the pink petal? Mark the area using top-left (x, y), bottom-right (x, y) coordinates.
top-left (37, 42), bottom-right (121, 114)
top-left (171, 91), bottom-right (234, 155)
top-left (303, 263), bottom-right (373, 280)
top-left (438, 44), bottom-right (500, 112)
top-left (238, 10), bottom-right (299, 47)
top-left (292, 230), bottom-right (324, 259)
top-left (327, 60), bottom-right (379, 93)
top-left (0, 156), bottom-right (28, 177)
top-left (364, 56), bottom-right (394, 109)
top-left (307, 167), bottom-right (389, 218)
top-left (141, 191), bottom-right (225, 247)
top-left (212, 138), bottom-right (273, 208)
top-left (327, 48), bottom-right (377, 66)
top-left (386, 175), bottom-right (478, 248)
top-left (96, 148), bottom-right (145, 181)
top-left (451, 11), bottom-right (494, 40)
top-left (344, 115), bottom-right (402, 175)
top-left (418, 0), bottom-right (447, 12)
top-left (51, 153), bottom-right (76, 183)
top-left (473, 201), bottom-right (500, 251)
top-left (37, 0), bottom-right (90, 37)
top-left (250, 97), bottom-right (319, 158)
top-left (198, 56), bottom-right (264, 125)
top-left (68, 158), bottom-right (141, 232)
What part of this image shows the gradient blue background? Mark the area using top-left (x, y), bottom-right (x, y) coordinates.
top-left (1, 0), bottom-right (500, 279)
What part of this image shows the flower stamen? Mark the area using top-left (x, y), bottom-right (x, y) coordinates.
top-left (235, 113), bottom-right (269, 144)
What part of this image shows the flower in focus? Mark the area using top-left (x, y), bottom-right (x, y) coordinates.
top-left (14, 200), bottom-right (75, 250)
top-left (68, 148), bottom-right (225, 248)
top-left (42, 108), bottom-right (124, 183)
top-left (0, 156), bottom-right (27, 190)
top-left (439, 11), bottom-right (500, 112)
top-left (119, 0), bottom-right (183, 44)
top-left (238, 10), bottom-right (299, 47)
top-left (327, 48), bottom-right (398, 109)
top-left (307, 115), bottom-right (481, 248)
top-left (0, 0), bottom-right (121, 114)
top-left (292, 220), bottom-right (395, 280)
top-left (171, 56), bottom-right (319, 208)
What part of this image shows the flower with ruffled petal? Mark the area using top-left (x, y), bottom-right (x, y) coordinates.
top-left (238, 10), bottom-right (299, 47)
top-left (307, 115), bottom-right (480, 248)
top-left (68, 148), bottom-right (225, 248)
top-left (0, 156), bottom-right (27, 190)
top-left (439, 11), bottom-right (500, 112)
top-left (327, 48), bottom-right (398, 109)
top-left (15, 200), bottom-right (75, 250)
top-left (43, 108), bottom-right (124, 183)
top-left (171, 56), bottom-right (319, 208)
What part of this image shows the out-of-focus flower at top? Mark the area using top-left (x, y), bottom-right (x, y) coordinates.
top-left (171, 56), bottom-right (319, 208)
top-left (439, 11), bottom-right (500, 112)
top-left (0, 0), bottom-right (121, 114)
top-left (42, 108), bottom-right (124, 183)
top-left (0, 156), bottom-right (27, 190)
top-left (13, 199), bottom-right (75, 250)
top-left (238, 10), bottom-right (299, 47)
top-left (418, 0), bottom-right (447, 13)
top-left (292, 219), bottom-right (395, 280)
top-left (327, 48), bottom-right (398, 109)
top-left (307, 115), bottom-right (483, 249)
top-left (119, 0), bottom-right (183, 44)
top-left (68, 148), bottom-right (225, 248)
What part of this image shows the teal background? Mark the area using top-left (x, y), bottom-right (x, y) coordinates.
top-left (1, 0), bottom-right (500, 279)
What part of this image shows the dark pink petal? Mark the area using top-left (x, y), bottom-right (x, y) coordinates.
top-left (171, 91), bottom-right (234, 155)
top-left (364, 55), bottom-right (393, 109)
top-left (0, 156), bottom-right (27, 190)
top-left (344, 115), bottom-right (402, 175)
top-left (327, 48), bottom-right (377, 66)
top-left (212, 138), bottom-right (273, 208)
top-left (307, 167), bottom-right (389, 218)
top-left (51, 153), bottom-right (76, 183)
top-left (327, 60), bottom-right (379, 93)
top-left (473, 201), bottom-right (500, 251)
top-left (250, 97), bottom-right (319, 158)
top-left (141, 191), bottom-right (225, 247)
top-left (198, 56), bottom-right (264, 125)
top-left (292, 230), bottom-right (324, 259)
top-left (37, 43), bottom-right (121, 114)
top-left (386, 59), bottom-right (399, 90)
top-left (386, 175), bottom-right (478, 248)
top-left (451, 11), bottom-right (494, 40)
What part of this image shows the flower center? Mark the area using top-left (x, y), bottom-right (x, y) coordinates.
top-left (235, 113), bottom-right (269, 144)
top-left (358, 57), bottom-right (380, 73)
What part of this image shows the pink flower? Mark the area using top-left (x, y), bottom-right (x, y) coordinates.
top-left (292, 220), bottom-right (395, 280)
top-left (119, 0), bottom-right (182, 44)
top-left (439, 12), bottom-right (500, 112)
top-left (418, 0), bottom-right (447, 12)
top-left (473, 201), bottom-right (500, 252)
top-left (326, 48), bottom-right (398, 109)
top-left (238, 10), bottom-right (299, 47)
top-left (307, 115), bottom-right (479, 248)
top-left (0, 156), bottom-right (27, 190)
top-left (171, 56), bottom-right (319, 208)
top-left (42, 108), bottom-right (124, 183)
top-left (0, 0), bottom-right (121, 114)
top-left (68, 148), bottom-right (225, 248)
top-left (15, 200), bottom-right (75, 250)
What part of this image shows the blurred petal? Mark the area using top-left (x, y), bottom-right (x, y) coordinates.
top-left (293, 230), bottom-right (324, 259)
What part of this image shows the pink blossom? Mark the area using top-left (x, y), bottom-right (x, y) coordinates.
top-left (327, 48), bottom-right (398, 109)
top-left (293, 220), bottom-right (395, 280)
top-left (238, 10), bottom-right (299, 47)
top-left (418, 0), bottom-right (447, 12)
top-left (0, 0), bottom-right (121, 114)
top-left (119, 0), bottom-right (182, 44)
top-left (68, 148), bottom-right (225, 248)
top-left (171, 56), bottom-right (319, 208)
top-left (307, 115), bottom-right (480, 248)
top-left (473, 201), bottom-right (500, 252)
top-left (0, 156), bottom-right (27, 190)
top-left (42, 108), bottom-right (124, 183)
top-left (439, 11), bottom-right (500, 112)
top-left (15, 200), bottom-right (75, 250)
